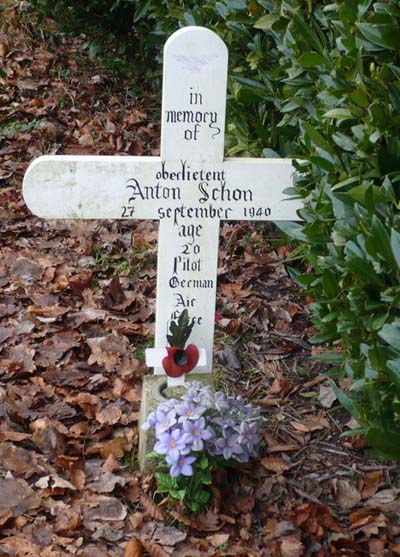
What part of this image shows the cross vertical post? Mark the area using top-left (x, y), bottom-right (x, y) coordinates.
top-left (153, 28), bottom-right (227, 385)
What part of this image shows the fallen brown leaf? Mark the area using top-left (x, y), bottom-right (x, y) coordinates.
top-left (0, 41), bottom-right (8, 57)
top-left (142, 541), bottom-right (169, 557)
top-left (366, 488), bottom-right (398, 506)
top-left (291, 414), bottom-right (330, 433)
top-left (219, 283), bottom-right (252, 299)
top-left (360, 470), bottom-right (384, 499)
top-left (100, 438), bottom-right (127, 462)
top-left (225, 494), bottom-right (255, 515)
top-left (266, 443), bottom-right (300, 453)
top-left (35, 473), bottom-right (76, 492)
top-left (268, 377), bottom-right (294, 396)
top-left (0, 442), bottom-right (45, 478)
top-left (318, 382), bottom-right (337, 408)
top-left (280, 534), bottom-right (303, 557)
top-left (124, 538), bottom-right (144, 557)
top-left (260, 457), bottom-right (290, 474)
top-left (192, 510), bottom-right (224, 532)
top-left (293, 503), bottom-right (342, 534)
top-left (334, 479), bottom-right (361, 510)
top-left (129, 512), bottom-right (145, 530)
top-left (31, 420), bottom-right (66, 455)
top-left (0, 478), bottom-right (41, 515)
top-left (83, 494), bottom-right (127, 521)
top-left (208, 533), bottom-right (230, 548)
top-left (140, 493), bottom-right (164, 521)
top-left (349, 507), bottom-right (386, 535)
top-left (151, 524), bottom-right (187, 546)
top-left (0, 508), bottom-right (13, 527)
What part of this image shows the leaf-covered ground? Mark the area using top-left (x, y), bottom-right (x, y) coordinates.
top-left (1, 4), bottom-right (400, 556)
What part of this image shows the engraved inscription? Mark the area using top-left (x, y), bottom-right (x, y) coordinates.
top-left (124, 158), bottom-right (273, 326)
top-left (166, 89), bottom-right (221, 141)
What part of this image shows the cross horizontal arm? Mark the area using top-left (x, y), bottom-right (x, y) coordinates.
top-left (215, 158), bottom-right (301, 221)
top-left (23, 155), bottom-right (301, 222)
top-left (23, 155), bottom-right (162, 220)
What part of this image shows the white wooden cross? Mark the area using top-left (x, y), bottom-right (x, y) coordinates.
top-left (23, 27), bottom-right (301, 388)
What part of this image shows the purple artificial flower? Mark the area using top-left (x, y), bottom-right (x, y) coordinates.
top-left (154, 429), bottom-right (187, 461)
top-left (213, 391), bottom-right (230, 412)
top-left (182, 383), bottom-right (214, 409)
top-left (141, 411), bottom-right (157, 431)
top-left (237, 421), bottom-right (260, 457)
top-left (158, 400), bottom-right (176, 412)
top-left (182, 417), bottom-right (213, 451)
top-left (176, 401), bottom-right (206, 422)
top-left (198, 390), bottom-right (214, 409)
top-left (230, 395), bottom-right (245, 408)
top-left (210, 415), bottom-right (236, 429)
top-left (233, 446), bottom-right (250, 463)
top-left (245, 403), bottom-right (260, 417)
top-left (182, 383), bottom-right (204, 404)
top-left (154, 409), bottom-right (177, 436)
top-left (215, 429), bottom-right (243, 460)
top-left (166, 454), bottom-right (197, 477)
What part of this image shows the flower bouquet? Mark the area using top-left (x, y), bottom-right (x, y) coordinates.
top-left (142, 381), bottom-right (262, 513)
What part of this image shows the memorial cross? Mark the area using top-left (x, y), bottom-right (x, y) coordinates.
top-left (23, 26), bottom-right (301, 388)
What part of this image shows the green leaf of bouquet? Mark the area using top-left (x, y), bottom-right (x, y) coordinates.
top-left (263, 148), bottom-right (280, 158)
top-left (155, 472), bottom-right (177, 493)
top-left (146, 451), bottom-right (161, 459)
top-left (166, 334), bottom-right (174, 346)
top-left (200, 469), bottom-right (212, 485)
top-left (196, 452), bottom-right (209, 470)
top-left (133, 0), bottom-right (152, 22)
top-left (188, 501), bottom-right (201, 513)
top-left (369, 216), bottom-right (397, 271)
top-left (195, 489), bottom-right (211, 504)
top-left (170, 489), bottom-right (186, 500)
top-left (292, 10), bottom-right (324, 52)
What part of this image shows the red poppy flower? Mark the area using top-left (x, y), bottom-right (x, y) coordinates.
top-left (162, 345), bottom-right (199, 378)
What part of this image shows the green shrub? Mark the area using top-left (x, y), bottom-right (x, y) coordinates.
top-left (261, 0), bottom-right (400, 459)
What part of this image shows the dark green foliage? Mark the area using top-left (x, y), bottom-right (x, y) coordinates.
top-left (33, 0), bottom-right (400, 457)
top-left (31, 0), bottom-right (137, 70)
top-left (265, 1), bottom-right (400, 460)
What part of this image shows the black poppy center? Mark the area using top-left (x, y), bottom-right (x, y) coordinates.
top-left (173, 349), bottom-right (188, 366)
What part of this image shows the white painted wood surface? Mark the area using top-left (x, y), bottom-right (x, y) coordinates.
top-left (23, 26), bottom-right (302, 387)
top-left (161, 26), bottom-right (227, 162)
